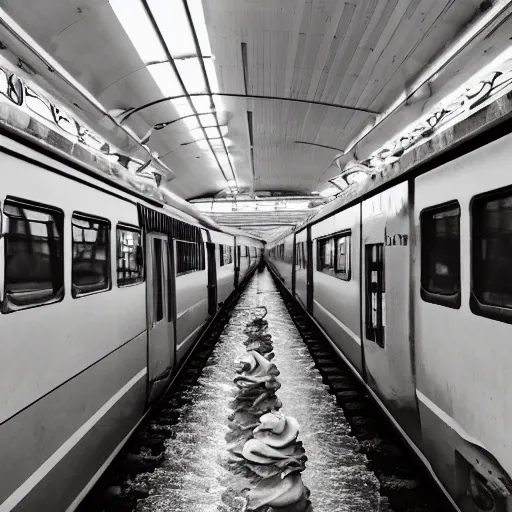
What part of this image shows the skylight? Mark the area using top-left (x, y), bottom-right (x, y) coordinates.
top-left (110, 0), bottom-right (166, 64)
top-left (110, 0), bottom-right (237, 189)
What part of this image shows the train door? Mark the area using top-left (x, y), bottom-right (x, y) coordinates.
top-left (206, 241), bottom-right (217, 315)
top-left (291, 234), bottom-right (297, 296)
top-left (361, 183), bottom-right (420, 445)
top-left (146, 233), bottom-right (174, 403)
top-left (234, 242), bottom-right (240, 288)
top-left (306, 225), bottom-right (313, 313)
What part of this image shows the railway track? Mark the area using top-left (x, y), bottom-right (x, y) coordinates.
top-left (79, 264), bottom-right (455, 512)
top-left (77, 271), bottom-right (256, 512)
top-left (267, 266), bottom-right (455, 512)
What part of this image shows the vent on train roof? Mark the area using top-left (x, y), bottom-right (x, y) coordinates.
top-left (138, 204), bottom-right (202, 243)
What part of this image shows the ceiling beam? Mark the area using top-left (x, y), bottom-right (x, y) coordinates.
top-left (120, 93), bottom-right (380, 123)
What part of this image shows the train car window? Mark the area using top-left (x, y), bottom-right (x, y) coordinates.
top-left (176, 240), bottom-right (205, 275)
top-left (365, 243), bottom-right (385, 347)
top-left (335, 233), bottom-right (351, 280)
top-left (295, 243), bottom-right (302, 269)
top-left (317, 231), bottom-right (351, 280)
top-left (72, 213), bottom-right (111, 297)
top-left (117, 226), bottom-right (143, 286)
top-left (220, 244), bottom-right (233, 266)
top-left (283, 243), bottom-right (293, 264)
top-left (420, 201), bottom-right (461, 309)
top-left (317, 237), bottom-right (334, 270)
top-left (153, 238), bottom-right (163, 322)
top-left (301, 242), bottom-right (308, 269)
top-left (336, 236), bottom-right (348, 272)
top-left (2, 198), bottom-right (64, 313)
top-left (471, 189), bottom-right (512, 323)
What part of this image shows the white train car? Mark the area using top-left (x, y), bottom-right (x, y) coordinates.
top-left (266, 233), bottom-right (294, 290)
top-left (0, 130), bottom-right (263, 511)
top-left (294, 227), bottom-right (309, 311)
top-left (211, 230), bottom-right (236, 307)
top-left (312, 203), bottom-right (363, 375)
top-left (413, 133), bottom-right (512, 510)
top-left (265, 118), bottom-right (512, 510)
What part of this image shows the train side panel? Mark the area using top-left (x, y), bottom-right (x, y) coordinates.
top-left (361, 183), bottom-right (420, 444)
top-left (174, 263), bottom-right (209, 364)
top-left (0, 144), bottom-right (147, 510)
top-left (210, 231), bottom-right (235, 305)
top-left (267, 234), bottom-right (294, 289)
top-left (236, 235), bottom-right (262, 281)
top-left (311, 204), bottom-right (362, 374)
top-left (294, 228), bottom-right (308, 310)
top-left (414, 132), bottom-right (512, 505)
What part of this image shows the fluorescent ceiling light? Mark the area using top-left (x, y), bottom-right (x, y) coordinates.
top-left (191, 95), bottom-right (212, 111)
top-left (147, 0), bottom-right (196, 58)
top-left (211, 202), bottom-right (233, 212)
top-left (110, 0), bottom-right (167, 63)
top-left (148, 63), bottom-right (183, 97)
top-left (216, 152), bottom-right (231, 171)
top-left (204, 126), bottom-right (218, 138)
top-left (184, 118), bottom-right (201, 133)
top-left (172, 98), bottom-right (194, 118)
top-left (188, 0), bottom-right (212, 56)
top-left (320, 187), bottom-right (339, 197)
top-left (284, 201), bottom-right (310, 210)
top-left (198, 113), bottom-right (216, 126)
top-left (311, 190), bottom-right (320, 194)
top-left (205, 58), bottom-right (220, 94)
top-left (196, 139), bottom-right (210, 150)
top-left (209, 138), bottom-right (225, 149)
top-left (189, 127), bottom-right (206, 140)
top-left (176, 58), bottom-right (206, 94)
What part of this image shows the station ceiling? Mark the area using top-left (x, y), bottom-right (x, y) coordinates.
top-left (0, 0), bottom-right (506, 239)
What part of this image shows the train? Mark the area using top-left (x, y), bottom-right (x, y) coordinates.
top-left (266, 125), bottom-right (512, 511)
top-left (0, 130), bottom-right (263, 511)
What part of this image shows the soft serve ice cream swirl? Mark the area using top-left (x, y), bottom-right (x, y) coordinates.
top-left (243, 412), bottom-right (309, 510)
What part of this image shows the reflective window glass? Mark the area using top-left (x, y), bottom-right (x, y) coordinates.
top-left (3, 199), bottom-right (64, 312)
top-left (72, 213), bottom-right (110, 297)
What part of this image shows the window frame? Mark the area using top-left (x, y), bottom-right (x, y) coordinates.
top-left (420, 200), bottom-right (461, 309)
top-left (219, 243), bottom-right (224, 266)
top-left (295, 241), bottom-right (307, 270)
top-left (219, 243), bottom-right (233, 266)
top-left (365, 243), bottom-right (385, 347)
top-left (316, 229), bottom-right (352, 281)
top-left (116, 223), bottom-right (144, 287)
top-left (470, 186), bottom-right (512, 324)
top-left (1, 196), bottom-right (65, 313)
top-left (175, 239), bottom-right (205, 276)
top-left (71, 211), bottom-right (111, 299)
